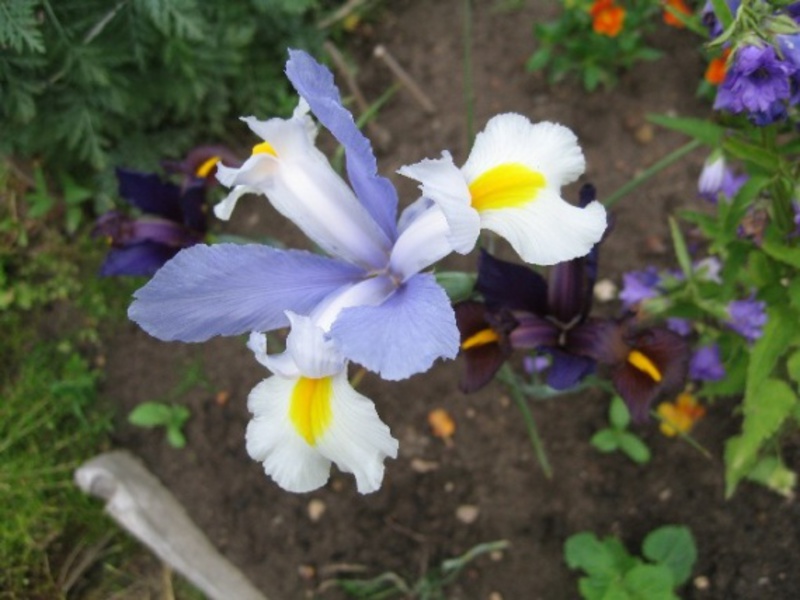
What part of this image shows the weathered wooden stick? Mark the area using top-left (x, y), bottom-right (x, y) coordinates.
top-left (373, 44), bottom-right (437, 114)
top-left (75, 450), bottom-right (268, 600)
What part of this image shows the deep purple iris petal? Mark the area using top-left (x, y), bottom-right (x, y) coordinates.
top-left (130, 217), bottom-right (203, 248)
top-left (545, 349), bottom-right (595, 390)
top-left (330, 272), bottom-right (458, 381)
top-left (116, 168), bottom-right (183, 222)
top-left (178, 183), bottom-right (209, 232)
top-left (100, 242), bottom-right (179, 277)
top-left (129, 244), bottom-right (364, 342)
top-left (548, 256), bottom-right (588, 325)
top-left (611, 366), bottom-right (660, 423)
top-left (565, 319), bottom-right (627, 364)
top-left (285, 49), bottom-right (398, 243)
top-left (476, 249), bottom-right (549, 314)
top-left (453, 301), bottom-right (512, 393)
top-left (508, 313), bottom-right (560, 349)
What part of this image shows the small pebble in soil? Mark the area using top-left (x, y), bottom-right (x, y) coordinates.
top-left (658, 488), bottom-right (672, 502)
top-left (444, 481), bottom-right (455, 492)
top-left (645, 234), bottom-right (668, 254)
top-left (499, 395), bottom-right (510, 408)
top-left (307, 499), bottom-right (326, 522)
top-left (490, 550), bottom-right (504, 562)
top-left (593, 278), bottom-right (617, 302)
top-left (297, 564), bottom-right (315, 580)
top-left (215, 390), bottom-right (230, 406)
top-left (466, 407), bottom-right (476, 418)
top-left (488, 593), bottom-right (503, 600)
top-left (410, 458), bottom-right (439, 473)
top-left (694, 575), bottom-right (710, 590)
top-left (634, 123), bottom-right (654, 145)
top-left (456, 504), bottom-right (480, 524)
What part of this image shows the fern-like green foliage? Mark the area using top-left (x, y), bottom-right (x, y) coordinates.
top-left (0, 0), bottom-right (324, 199)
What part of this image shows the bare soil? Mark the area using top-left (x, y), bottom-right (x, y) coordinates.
top-left (103, 1), bottom-right (800, 598)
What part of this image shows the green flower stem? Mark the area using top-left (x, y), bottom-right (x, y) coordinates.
top-left (498, 364), bottom-right (553, 479)
top-left (603, 139), bottom-right (703, 209)
top-left (710, 0), bottom-right (735, 30)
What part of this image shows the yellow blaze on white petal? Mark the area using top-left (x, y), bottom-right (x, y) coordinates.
top-left (290, 376), bottom-right (333, 446)
top-left (461, 327), bottom-right (500, 350)
top-left (627, 350), bottom-right (662, 382)
top-left (468, 163), bottom-right (546, 212)
top-left (195, 155), bottom-right (221, 178)
top-left (252, 141), bottom-right (278, 157)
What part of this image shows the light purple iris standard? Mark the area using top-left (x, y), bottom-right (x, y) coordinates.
top-left (128, 50), bottom-right (459, 381)
top-left (726, 296), bottom-right (767, 342)
top-left (689, 344), bottom-right (726, 381)
top-left (714, 44), bottom-right (796, 124)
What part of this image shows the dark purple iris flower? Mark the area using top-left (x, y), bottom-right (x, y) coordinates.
top-left (714, 44), bottom-right (796, 124)
top-left (453, 185), bottom-right (689, 421)
top-left (93, 170), bottom-right (208, 276)
top-left (94, 146), bottom-right (242, 276)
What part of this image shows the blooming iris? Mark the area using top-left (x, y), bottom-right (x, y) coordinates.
top-left (93, 168), bottom-right (209, 276)
top-left (129, 50), bottom-right (459, 382)
top-left (398, 116), bottom-right (607, 266)
top-left (453, 187), bottom-right (688, 420)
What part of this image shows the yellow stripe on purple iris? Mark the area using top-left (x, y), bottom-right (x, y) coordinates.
top-left (627, 349), bottom-right (662, 382)
top-left (468, 163), bottom-right (546, 212)
top-left (290, 376), bottom-right (333, 446)
top-left (195, 155), bottom-right (221, 178)
top-left (461, 327), bottom-right (500, 350)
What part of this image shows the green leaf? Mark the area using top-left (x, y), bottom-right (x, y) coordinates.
top-left (726, 378), bottom-right (797, 496)
top-left (128, 402), bottom-right (173, 427)
top-left (745, 455), bottom-right (797, 497)
top-left (646, 114), bottom-right (725, 146)
top-left (0, 0), bottom-right (45, 53)
top-left (745, 307), bottom-right (798, 400)
top-left (591, 429), bottom-right (620, 453)
top-left (787, 350), bottom-right (800, 388)
top-left (526, 48), bottom-right (551, 71)
top-left (609, 396), bottom-right (630, 430)
top-left (761, 226), bottom-right (800, 269)
top-left (722, 136), bottom-right (781, 172)
top-left (167, 426), bottom-right (187, 448)
top-left (617, 432), bottom-right (651, 465)
top-left (565, 533), bottom-right (624, 577)
top-left (622, 564), bottom-right (677, 600)
top-left (642, 526), bottom-right (697, 586)
top-left (668, 217), bottom-right (692, 278)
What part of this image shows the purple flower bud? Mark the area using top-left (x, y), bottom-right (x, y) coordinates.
top-left (689, 344), bottom-right (726, 381)
top-left (726, 296), bottom-right (767, 342)
top-left (619, 267), bottom-right (661, 308)
top-left (698, 156), bottom-right (748, 203)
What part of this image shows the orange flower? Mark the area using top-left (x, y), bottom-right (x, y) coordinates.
top-left (657, 392), bottom-right (706, 437)
top-left (704, 48), bottom-right (731, 86)
top-left (590, 0), bottom-right (626, 37)
top-left (662, 0), bottom-right (692, 28)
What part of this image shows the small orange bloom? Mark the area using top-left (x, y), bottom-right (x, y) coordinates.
top-left (657, 392), bottom-right (706, 437)
top-left (590, 0), bottom-right (626, 37)
top-left (704, 48), bottom-right (731, 86)
top-left (662, 0), bottom-right (692, 28)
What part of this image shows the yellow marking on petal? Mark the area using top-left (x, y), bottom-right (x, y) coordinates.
top-left (627, 350), bottom-right (662, 382)
top-left (468, 163), bottom-right (546, 212)
top-left (252, 141), bottom-right (278, 157)
top-left (290, 376), bottom-right (333, 446)
top-left (461, 327), bottom-right (500, 350)
top-left (195, 155), bottom-right (221, 178)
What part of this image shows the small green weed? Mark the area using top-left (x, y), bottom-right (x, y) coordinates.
top-left (565, 525), bottom-right (697, 600)
top-left (591, 395), bottom-right (651, 464)
top-left (330, 540), bottom-right (509, 599)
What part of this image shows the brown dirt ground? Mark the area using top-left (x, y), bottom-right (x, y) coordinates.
top-left (99, 1), bottom-right (800, 598)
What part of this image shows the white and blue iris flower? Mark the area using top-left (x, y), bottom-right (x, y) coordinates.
top-left (398, 113), bottom-right (608, 266)
top-left (246, 313), bottom-right (398, 494)
top-left (128, 49), bottom-right (459, 382)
